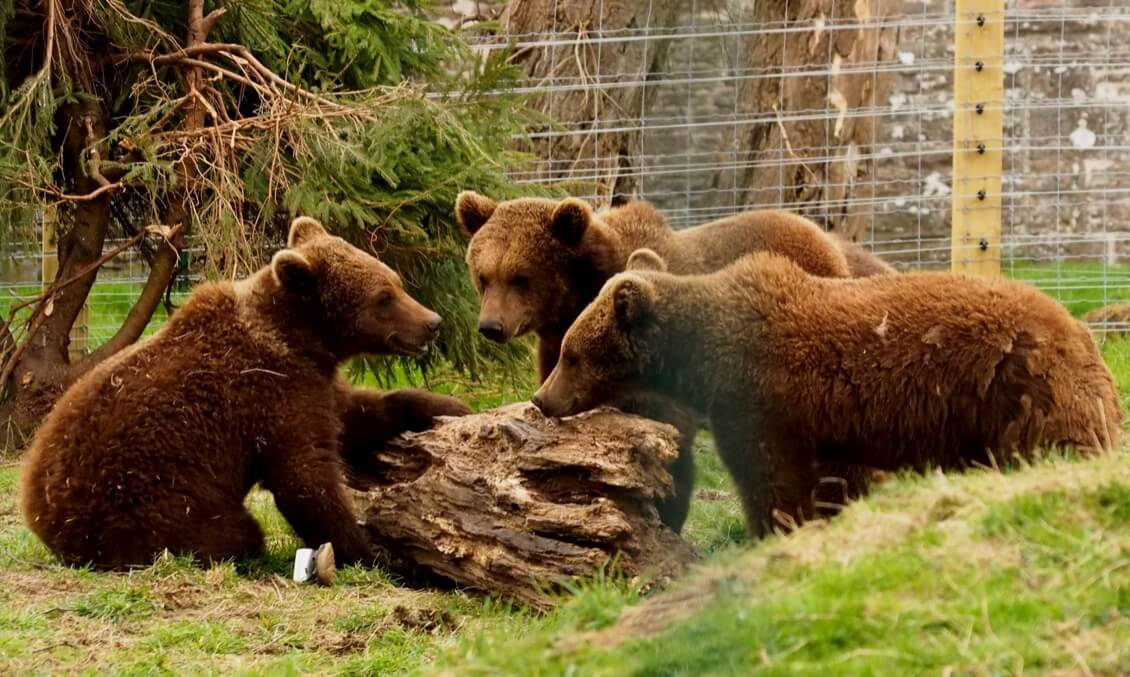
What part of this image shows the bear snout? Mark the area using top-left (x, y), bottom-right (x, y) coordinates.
top-left (478, 319), bottom-right (506, 343)
top-left (530, 389), bottom-right (573, 418)
top-left (425, 312), bottom-right (442, 336)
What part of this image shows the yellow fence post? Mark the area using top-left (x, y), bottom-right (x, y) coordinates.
top-left (952, 0), bottom-right (1005, 276)
top-left (41, 206), bottom-right (89, 362)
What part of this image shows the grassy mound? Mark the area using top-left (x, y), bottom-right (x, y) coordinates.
top-left (438, 452), bottom-right (1130, 675)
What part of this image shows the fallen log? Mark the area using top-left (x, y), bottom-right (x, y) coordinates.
top-left (348, 402), bottom-right (698, 609)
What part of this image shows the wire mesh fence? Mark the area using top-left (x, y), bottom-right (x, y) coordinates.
top-left (454, 0), bottom-right (1130, 332)
top-left (3, 0), bottom-right (1129, 349)
top-left (0, 238), bottom-right (203, 351)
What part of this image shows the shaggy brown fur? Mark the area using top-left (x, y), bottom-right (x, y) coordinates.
top-left (458, 194), bottom-right (855, 374)
top-left (21, 217), bottom-right (471, 569)
top-left (457, 192), bottom-right (890, 532)
top-left (838, 238), bottom-right (898, 277)
top-left (532, 252), bottom-right (1122, 538)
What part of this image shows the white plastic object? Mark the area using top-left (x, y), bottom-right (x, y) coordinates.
top-left (293, 547), bottom-right (316, 583)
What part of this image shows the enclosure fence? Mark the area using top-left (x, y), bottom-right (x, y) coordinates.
top-left (4, 0), bottom-right (1130, 351)
top-left (456, 0), bottom-right (1130, 331)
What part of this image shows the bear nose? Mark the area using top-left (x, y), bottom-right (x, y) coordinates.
top-left (426, 314), bottom-right (442, 335)
top-left (478, 319), bottom-right (505, 343)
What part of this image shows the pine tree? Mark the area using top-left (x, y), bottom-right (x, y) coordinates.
top-left (0, 0), bottom-right (539, 445)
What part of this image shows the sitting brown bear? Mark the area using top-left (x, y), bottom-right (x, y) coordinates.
top-left (21, 217), bottom-right (471, 569)
top-left (457, 192), bottom-right (893, 532)
top-left (531, 251), bottom-right (1121, 538)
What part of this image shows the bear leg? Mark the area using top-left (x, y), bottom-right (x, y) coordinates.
top-left (766, 452), bottom-right (819, 534)
top-left (709, 419), bottom-right (772, 539)
top-left (615, 391), bottom-right (701, 534)
top-left (337, 384), bottom-right (471, 471)
top-left (263, 445), bottom-right (374, 565)
top-left (378, 388), bottom-right (474, 430)
top-left (64, 500), bottom-right (266, 570)
top-left (655, 433), bottom-right (696, 533)
top-left (181, 506), bottom-right (267, 565)
top-left (711, 417), bottom-right (816, 539)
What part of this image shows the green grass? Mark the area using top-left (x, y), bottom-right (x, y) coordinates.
top-left (4, 259), bottom-right (1129, 353)
top-left (434, 454), bottom-right (1130, 675)
top-left (1005, 259), bottom-right (1130, 317)
top-left (0, 430), bottom-right (733, 674)
top-left (0, 264), bottom-right (1129, 673)
top-left (0, 280), bottom-right (189, 350)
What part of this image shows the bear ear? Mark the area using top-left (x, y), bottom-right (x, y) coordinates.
top-left (271, 250), bottom-right (317, 295)
top-left (549, 198), bottom-right (592, 246)
top-left (455, 191), bottom-right (497, 235)
top-left (288, 216), bottom-right (328, 248)
top-left (611, 275), bottom-right (656, 328)
top-left (625, 248), bottom-right (667, 273)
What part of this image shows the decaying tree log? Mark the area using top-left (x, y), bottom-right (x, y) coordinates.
top-left (1083, 303), bottom-right (1130, 338)
top-left (348, 402), bottom-right (698, 609)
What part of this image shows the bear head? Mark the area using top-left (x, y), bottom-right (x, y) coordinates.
top-left (530, 264), bottom-right (664, 418)
top-left (270, 216), bottom-right (442, 359)
top-left (457, 191), bottom-right (618, 343)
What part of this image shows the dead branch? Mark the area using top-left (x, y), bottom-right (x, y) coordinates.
top-left (78, 225), bottom-right (186, 373)
top-left (117, 42), bottom-right (347, 110)
top-left (44, 181), bottom-right (126, 203)
top-left (0, 225), bottom-right (162, 389)
top-left (199, 7), bottom-right (227, 36)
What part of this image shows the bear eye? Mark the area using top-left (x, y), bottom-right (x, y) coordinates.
top-left (562, 352), bottom-right (578, 368)
top-left (477, 274), bottom-right (488, 290)
top-left (376, 291), bottom-right (393, 307)
top-left (511, 274), bottom-right (529, 288)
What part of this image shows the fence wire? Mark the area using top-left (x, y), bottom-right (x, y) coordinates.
top-left (448, 0), bottom-right (1130, 335)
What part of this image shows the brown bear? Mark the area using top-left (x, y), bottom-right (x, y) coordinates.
top-left (21, 217), bottom-right (471, 570)
top-left (457, 192), bottom-right (891, 532)
top-left (838, 238), bottom-right (898, 277)
top-left (531, 251), bottom-right (1122, 538)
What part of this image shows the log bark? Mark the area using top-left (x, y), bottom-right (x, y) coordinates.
top-left (712, 0), bottom-right (902, 240)
top-left (500, 0), bottom-right (683, 204)
top-left (349, 402), bottom-right (698, 609)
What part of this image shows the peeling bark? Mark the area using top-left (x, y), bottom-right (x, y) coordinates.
top-left (713, 0), bottom-right (902, 240)
top-left (350, 403), bottom-right (698, 609)
top-left (500, 0), bottom-right (683, 204)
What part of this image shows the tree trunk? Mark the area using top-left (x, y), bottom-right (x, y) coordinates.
top-left (501, 0), bottom-right (682, 204)
top-left (349, 403), bottom-right (698, 609)
top-left (0, 0), bottom-right (215, 449)
top-left (714, 0), bottom-right (902, 240)
top-left (0, 100), bottom-right (114, 447)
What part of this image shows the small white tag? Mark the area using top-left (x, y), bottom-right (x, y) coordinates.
top-left (293, 548), bottom-right (316, 582)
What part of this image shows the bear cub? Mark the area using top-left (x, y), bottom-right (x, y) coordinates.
top-left (458, 192), bottom-right (892, 532)
top-left (457, 192), bottom-right (882, 380)
top-left (532, 250), bottom-right (1121, 538)
top-left (21, 217), bottom-right (470, 569)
